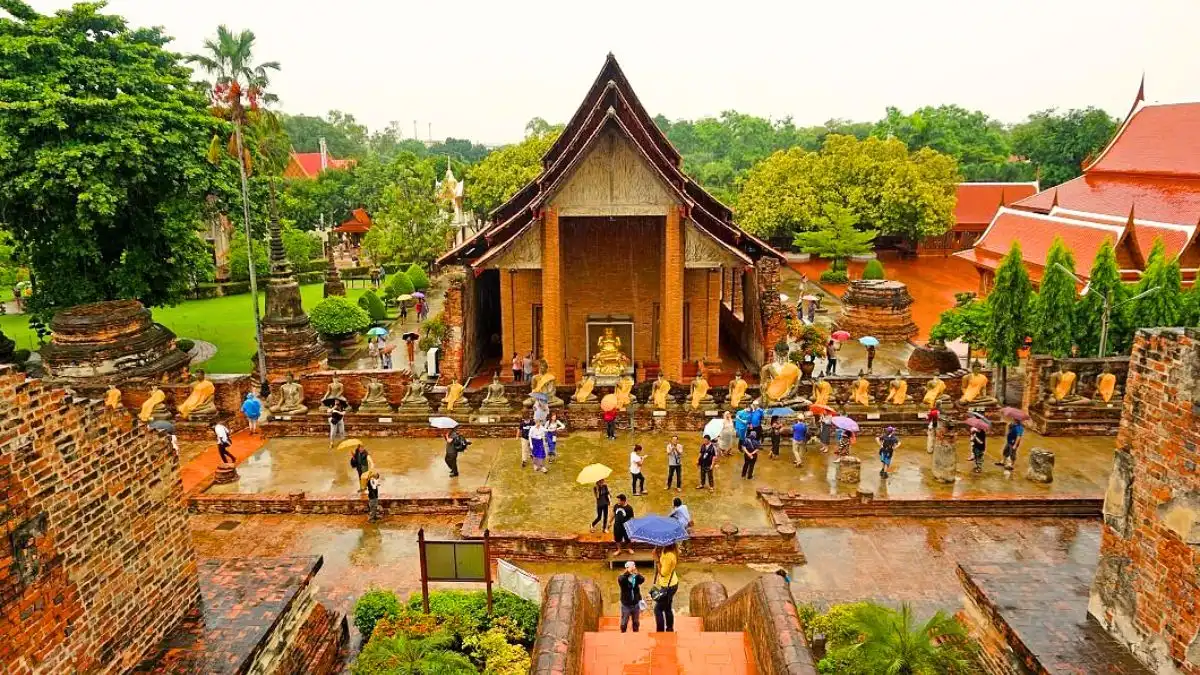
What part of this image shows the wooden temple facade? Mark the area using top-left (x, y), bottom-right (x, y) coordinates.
top-left (437, 55), bottom-right (786, 383)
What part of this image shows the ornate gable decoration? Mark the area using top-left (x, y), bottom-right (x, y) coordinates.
top-left (685, 222), bottom-right (743, 268)
top-left (480, 226), bottom-right (541, 270)
top-left (550, 128), bottom-right (676, 217)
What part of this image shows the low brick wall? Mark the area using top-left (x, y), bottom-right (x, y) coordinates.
top-left (261, 418), bottom-right (520, 439)
top-left (780, 492), bottom-right (1102, 518)
top-left (691, 575), bottom-right (818, 675)
top-left (531, 574), bottom-right (603, 675)
top-left (187, 492), bottom-right (478, 515)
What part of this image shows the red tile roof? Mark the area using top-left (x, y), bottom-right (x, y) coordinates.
top-left (332, 208), bottom-right (372, 234)
top-left (1086, 102), bottom-right (1200, 177)
top-left (1049, 207), bottom-right (1194, 261)
top-left (956, 208), bottom-right (1123, 282)
top-left (1012, 173), bottom-right (1200, 228)
top-left (954, 182), bottom-right (1040, 230)
top-left (287, 152), bottom-right (354, 179)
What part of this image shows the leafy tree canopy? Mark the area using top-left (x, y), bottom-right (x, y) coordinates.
top-left (873, 104), bottom-right (1032, 182)
top-left (930, 294), bottom-right (990, 352)
top-left (279, 110), bottom-right (368, 158)
top-left (0, 0), bottom-right (221, 318)
top-left (1074, 240), bottom-right (1131, 356)
top-left (1129, 238), bottom-right (1183, 330)
top-left (791, 204), bottom-right (877, 269)
top-left (1032, 238), bottom-right (1078, 357)
top-left (1011, 108), bottom-right (1118, 188)
top-left (464, 124), bottom-right (560, 218)
top-left (360, 154), bottom-right (450, 269)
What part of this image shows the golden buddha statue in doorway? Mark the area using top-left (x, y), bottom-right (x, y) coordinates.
top-left (591, 327), bottom-right (630, 377)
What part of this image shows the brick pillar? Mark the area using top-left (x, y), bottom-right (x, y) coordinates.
top-left (706, 269), bottom-right (721, 360)
top-left (542, 207), bottom-right (564, 378)
top-left (661, 207), bottom-right (684, 381)
top-left (722, 266), bottom-right (733, 306)
top-left (731, 267), bottom-right (744, 315)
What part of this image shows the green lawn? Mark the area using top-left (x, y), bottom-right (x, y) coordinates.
top-left (0, 283), bottom-right (369, 374)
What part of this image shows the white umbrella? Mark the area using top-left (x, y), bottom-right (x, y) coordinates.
top-left (779, 293), bottom-right (790, 302)
top-left (703, 418), bottom-right (724, 439)
top-left (429, 416), bottom-right (459, 429)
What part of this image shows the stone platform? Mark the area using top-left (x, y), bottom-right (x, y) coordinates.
top-left (837, 279), bottom-right (918, 341)
top-left (1029, 402), bottom-right (1122, 436)
top-left (956, 562), bottom-right (1148, 675)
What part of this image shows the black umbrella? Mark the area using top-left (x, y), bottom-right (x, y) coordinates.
top-left (402, 332), bottom-right (420, 342)
top-left (147, 420), bottom-right (176, 433)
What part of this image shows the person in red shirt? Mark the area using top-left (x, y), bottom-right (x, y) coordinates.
top-left (926, 407), bottom-right (940, 454)
top-left (603, 408), bottom-right (619, 441)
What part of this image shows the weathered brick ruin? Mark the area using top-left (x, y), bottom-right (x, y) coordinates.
top-left (837, 279), bottom-right (918, 341)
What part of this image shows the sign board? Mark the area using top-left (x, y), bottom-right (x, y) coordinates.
top-left (418, 528), bottom-right (492, 612)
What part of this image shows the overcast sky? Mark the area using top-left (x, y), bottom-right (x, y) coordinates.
top-left (28, 0), bottom-right (1200, 145)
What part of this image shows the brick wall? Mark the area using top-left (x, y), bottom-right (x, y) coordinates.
top-left (691, 575), bottom-right (819, 675)
top-left (500, 269), bottom-right (542, 376)
top-left (531, 574), bottom-right (603, 675)
top-left (0, 366), bottom-right (198, 674)
top-left (1089, 328), bottom-right (1200, 674)
top-left (439, 274), bottom-right (466, 385)
top-left (684, 269), bottom-right (721, 363)
top-left (781, 493), bottom-right (1102, 519)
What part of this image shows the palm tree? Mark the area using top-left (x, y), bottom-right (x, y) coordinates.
top-left (351, 632), bottom-right (475, 675)
top-left (834, 602), bottom-right (978, 674)
top-left (188, 26), bottom-right (280, 384)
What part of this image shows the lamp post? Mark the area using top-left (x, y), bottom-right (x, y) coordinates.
top-left (1053, 263), bottom-right (1159, 358)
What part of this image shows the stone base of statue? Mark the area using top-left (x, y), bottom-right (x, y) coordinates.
top-left (1029, 399), bottom-right (1121, 436)
top-left (835, 456), bottom-right (861, 486)
top-left (355, 402), bottom-right (395, 416)
top-left (212, 463), bottom-right (240, 485)
top-left (148, 406), bottom-right (175, 423)
top-left (269, 408), bottom-right (308, 419)
top-left (182, 407), bottom-right (219, 424)
top-left (1025, 448), bottom-right (1055, 483)
top-left (931, 426), bottom-right (957, 484)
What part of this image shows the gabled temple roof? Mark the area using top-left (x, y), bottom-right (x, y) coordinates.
top-left (438, 55), bottom-right (783, 267)
top-left (954, 182), bottom-right (1040, 230)
top-left (332, 208), bottom-right (372, 234)
top-left (1085, 102), bottom-right (1200, 177)
top-left (284, 151), bottom-right (354, 179)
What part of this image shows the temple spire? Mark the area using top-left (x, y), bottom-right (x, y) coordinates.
top-left (268, 217), bottom-right (289, 274)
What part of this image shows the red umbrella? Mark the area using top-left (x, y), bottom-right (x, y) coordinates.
top-left (1001, 407), bottom-right (1030, 422)
top-left (963, 417), bottom-right (991, 431)
top-left (831, 330), bottom-right (851, 341)
top-left (808, 403), bottom-right (837, 417)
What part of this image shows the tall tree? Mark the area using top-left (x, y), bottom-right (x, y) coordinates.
top-left (1032, 238), bottom-right (1078, 357)
top-left (930, 294), bottom-right (990, 364)
top-left (464, 125), bottom-right (560, 218)
top-left (985, 242), bottom-right (1033, 401)
top-left (872, 104), bottom-right (1028, 182)
top-left (1073, 240), bottom-right (1130, 356)
top-left (791, 204), bottom-right (877, 273)
top-left (279, 110), bottom-right (369, 158)
top-left (0, 0), bottom-right (219, 319)
top-left (1129, 238), bottom-right (1183, 329)
top-left (1011, 108), bottom-right (1118, 188)
top-left (1181, 281), bottom-right (1200, 327)
top-left (360, 154), bottom-right (450, 268)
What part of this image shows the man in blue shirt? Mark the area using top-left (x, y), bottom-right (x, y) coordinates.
top-left (748, 402), bottom-right (765, 439)
top-left (790, 417), bottom-right (809, 467)
top-left (999, 419), bottom-right (1024, 469)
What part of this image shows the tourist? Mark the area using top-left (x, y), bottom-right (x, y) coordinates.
top-left (612, 494), bottom-right (635, 556)
top-left (791, 416), bottom-right (809, 467)
top-left (529, 421), bottom-right (548, 473)
top-left (591, 478), bottom-right (611, 532)
top-left (748, 401), bottom-right (765, 439)
top-left (399, 301), bottom-right (408, 323)
top-left (328, 400), bottom-right (347, 448)
top-left (415, 298), bottom-right (425, 321)
top-left (734, 406), bottom-right (750, 445)
top-left (213, 421), bottom-right (235, 464)
top-left (603, 406), bottom-right (619, 441)
top-left (652, 544), bottom-right (680, 632)
top-left (767, 415), bottom-right (782, 459)
top-left (999, 418), bottom-right (1024, 470)
top-left (877, 426), bottom-right (899, 478)
top-left (926, 407), bottom-right (939, 454)
top-left (696, 435), bottom-right (717, 490)
top-left (404, 333), bottom-right (417, 367)
top-left (518, 415), bottom-right (532, 468)
top-left (522, 352), bottom-right (534, 382)
top-left (825, 338), bottom-right (838, 375)
top-left (717, 411), bottom-right (736, 457)
top-left (665, 435), bottom-right (683, 492)
top-left (366, 471), bottom-right (381, 522)
top-left (836, 426), bottom-right (855, 457)
top-left (866, 344), bottom-right (876, 373)
top-left (740, 430), bottom-right (760, 479)
top-left (350, 444), bottom-right (372, 491)
top-left (807, 301), bottom-right (816, 324)
top-left (532, 398), bottom-right (550, 424)
top-left (970, 424), bottom-right (986, 473)
top-left (379, 337), bottom-right (393, 369)
top-left (818, 413), bottom-right (833, 454)
top-left (546, 412), bottom-right (565, 463)
top-left (669, 497), bottom-right (692, 529)
top-left (618, 561), bottom-right (645, 633)
top-left (368, 337), bottom-right (380, 366)
top-left (511, 352), bottom-right (522, 382)
top-left (629, 444), bottom-right (646, 495)
top-left (241, 392), bottom-right (262, 436)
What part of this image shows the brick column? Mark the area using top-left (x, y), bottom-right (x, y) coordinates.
top-left (541, 207), bottom-right (564, 378)
top-left (722, 266), bottom-right (733, 307)
top-left (731, 267), bottom-right (744, 316)
top-left (706, 269), bottom-right (721, 360)
top-left (661, 207), bottom-right (684, 381)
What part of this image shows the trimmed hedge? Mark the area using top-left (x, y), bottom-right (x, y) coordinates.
top-left (819, 269), bottom-right (849, 284)
top-left (405, 263), bottom-right (430, 291)
top-left (357, 290), bottom-right (388, 321)
top-left (176, 338), bottom-right (195, 353)
top-left (342, 265), bottom-right (369, 277)
top-left (861, 259), bottom-right (886, 280)
top-left (310, 296), bottom-right (371, 337)
top-left (385, 272), bottom-right (415, 299)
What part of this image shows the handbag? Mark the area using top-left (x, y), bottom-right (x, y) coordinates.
top-left (637, 599), bottom-right (647, 612)
top-left (648, 569), bottom-right (663, 601)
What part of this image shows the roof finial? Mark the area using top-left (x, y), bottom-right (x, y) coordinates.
top-left (1050, 188), bottom-right (1059, 210)
top-left (1125, 73), bottom-right (1146, 123)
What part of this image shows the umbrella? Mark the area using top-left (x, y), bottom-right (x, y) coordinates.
top-left (397, 294), bottom-right (414, 302)
top-left (367, 327), bottom-right (389, 337)
top-left (802, 294), bottom-right (820, 301)
top-left (429, 417), bottom-right (458, 429)
top-left (531, 392), bottom-right (549, 403)
top-left (703, 417), bottom-right (724, 439)
top-left (768, 407), bottom-right (796, 417)
top-left (858, 336), bottom-right (880, 347)
top-left (779, 293), bottom-right (790, 302)
top-left (402, 332), bottom-right (420, 342)
top-left (1001, 407), bottom-right (1030, 421)
top-left (968, 411), bottom-right (990, 422)
top-left (412, 291), bottom-right (426, 299)
top-left (963, 417), bottom-right (991, 431)
top-left (381, 344), bottom-right (395, 354)
top-left (147, 420), bottom-right (175, 433)
top-left (830, 416), bottom-right (859, 432)
top-left (809, 403), bottom-right (837, 417)
top-left (576, 463), bottom-right (612, 484)
top-left (600, 393), bottom-right (619, 412)
top-left (831, 330), bottom-right (852, 341)
top-left (625, 515), bottom-right (689, 546)
top-left (337, 438), bottom-right (364, 452)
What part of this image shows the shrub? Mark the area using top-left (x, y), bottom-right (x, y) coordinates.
top-left (418, 312), bottom-right (447, 352)
top-left (406, 263), bottom-right (430, 291)
top-left (464, 623), bottom-right (531, 675)
top-left (405, 589), bottom-right (539, 646)
top-left (819, 269), bottom-right (849, 284)
top-left (353, 588), bottom-right (403, 640)
top-left (12, 348), bottom-right (30, 364)
top-left (802, 602), bottom-right (870, 645)
top-left (358, 290), bottom-right (389, 322)
top-left (861, 259), bottom-right (885, 280)
top-left (175, 338), bottom-right (195, 354)
top-left (310, 296), bottom-right (371, 337)
top-left (372, 610), bottom-right (443, 640)
top-left (351, 631), bottom-right (474, 675)
top-left (386, 271), bottom-right (415, 299)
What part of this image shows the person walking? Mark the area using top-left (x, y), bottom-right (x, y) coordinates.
top-left (767, 416), bottom-right (782, 459)
top-left (214, 421), bottom-right (235, 464)
top-left (791, 416), bottom-right (810, 467)
top-left (379, 337), bottom-right (393, 369)
top-left (368, 337), bottom-right (380, 367)
top-left (612, 494), bottom-right (635, 556)
top-left (546, 413), bottom-right (565, 463)
top-left (629, 444), bottom-right (646, 495)
top-left (825, 338), bottom-right (838, 375)
top-left (734, 406), bottom-right (750, 446)
top-left (518, 416), bottom-right (532, 468)
top-left (522, 352), bottom-right (534, 382)
top-left (836, 426), bottom-right (855, 458)
top-left (591, 479), bottom-right (611, 532)
top-left (652, 544), bottom-right (680, 632)
top-left (969, 424), bottom-right (986, 473)
top-left (366, 471), bottom-right (381, 522)
top-left (511, 352), bottom-right (522, 382)
top-left (350, 444), bottom-right (373, 491)
top-left (717, 411), bottom-right (736, 457)
top-left (665, 435), bottom-right (683, 492)
top-left (328, 400), bottom-right (347, 448)
top-left (444, 428), bottom-right (469, 478)
top-left (877, 426), bottom-right (899, 478)
top-left (818, 413), bottom-right (833, 454)
top-left (241, 392), bottom-right (262, 436)
top-left (669, 497), bottom-right (692, 529)
top-left (926, 407), bottom-right (940, 454)
top-left (740, 430), bottom-right (760, 479)
top-left (696, 435), bottom-right (717, 490)
top-left (603, 407), bottom-right (619, 441)
top-left (399, 301), bottom-right (408, 323)
top-left (999, 418), bottom-right (1024, 470)
top-left (748, 401), bottom-right (765, 440)
top-left (618, 561), bottom-right (645, 633)
top-left (865, 344), bottom-right (876, 373)
top-left (529, 420), bottom-right (548, 473)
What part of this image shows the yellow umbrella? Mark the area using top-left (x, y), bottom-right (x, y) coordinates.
top-left (576, 463), bottom-right (612, 484)
top-left (397, 294), bottom-right (414, 302)
top-left (600, 393), bottom-right (619, 412)
top-left (336, 438), bottom-right (364, 452)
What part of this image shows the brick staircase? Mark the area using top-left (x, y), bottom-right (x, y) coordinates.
top-left (581, 616), bottom-right (756, 675)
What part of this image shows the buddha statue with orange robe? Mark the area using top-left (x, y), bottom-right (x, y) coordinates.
top-left (614, 376), bottom-right (635, 410)
top-left (104, 384), bottom-right (123, 410)
top-left (177, 371), bottom-right (218, 420)
top-left (850, 371), bottom-right (873, 406)
top-left (759, 351), bottom-right (805, 405)
top-left (139, 386), bottom-right (171, 422)
top-left (726, 372), bottom-right (748, 410)
top-left (651, 373), bottom-right (673, 410)
top-left (811, 377), bottom-right (833, 407)
top-left (1095, 365), bottom-right (1120, 403)
top-left (1046, 363), bottom-right (1088, 405)
top-left (959, 363), bottom-right (997, 405)
top-left (689, 363), bottom-right (714, 410)
top-left (886, 371), bottom-right (909, 405)
top-left (922, 376), bottom-right (947, 407)
top-left (442, 379), bottom-right (467, 411)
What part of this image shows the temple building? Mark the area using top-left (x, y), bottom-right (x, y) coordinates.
top-left (958, 97), bottom-right (1200, 292)
top-left (437, 55), bottom-right (786, 384)
top-left (281, 138), bottom-right (355, 179)
top-left (331, 207), bottom-right (374, 250)
top-left (918, 182), bottom-right (1039, 255)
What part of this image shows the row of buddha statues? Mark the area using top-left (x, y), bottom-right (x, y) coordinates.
top-left (1039, 362), bottom-right (1122, 406)
top-left (106, 371), bottom-right (222, 422)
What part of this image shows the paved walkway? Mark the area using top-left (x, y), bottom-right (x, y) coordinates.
top-left (346, 275), bottom-right (445, 373)
top-left (583, 617), bottom-right (755, 675)
top-left (179, 430), bottom-right (266, 495)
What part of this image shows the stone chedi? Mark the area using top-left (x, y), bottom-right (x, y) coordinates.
top-left (590, 326), bottom-right (630, 377)
top-left (356, 377), bottom-right (392, 415)
top-left (322, 240), bottom-right (346, 298)
top-left (176, 370), bottom-right (217, 421)
top-left (480, 374), bottom-right (512, 410)
top-left (837, 279), bottom-right (918, 341)
top-left (260, 218), bottom-right (327, 375)
top-left (41, 299), bottom-right (190, 396)
top-left (268, 373), bottom-right (308, 416)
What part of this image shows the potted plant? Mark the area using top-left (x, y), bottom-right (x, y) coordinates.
top-left (310, 296), bottom-right (371, 366)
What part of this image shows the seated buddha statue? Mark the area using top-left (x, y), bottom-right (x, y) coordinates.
top-left (651, 373), bottom-right (673, 410)
top-left (726, 371), bottom-right (748, 410)
top-left (524, 359), bottom-right (564, 407)
top-left (849, 370), bottom-right (873, 406)
top-left (958, 362), bottom-right (997, 406)
top-left (104, 384), bottom-right (123, 410)
top-left (590, 327), bottom-right (630, 377)
top-left (811, 376), bottom-right (833, 407)
top-left (177, 370), bottom-right (218, 420)
top-left (397, 378), bottom-right (429, 409)
top-left (357, 377), bottom-right (393, 415)
top-left (886, 371), bottom-right (910, 406)
top-left (759, 350), bottom-right (806, 406)
top-left (139, 386), bottom-right (172, 422)
top-left (442, 380), bottom-right (467, 412)
top-left (1095, 364), bottom-right (1120, 404)
top-left (689, 363), bottom-right (714, 410)
top-left (268, 373), bottom-right (309, 416)
top-left (572, 375), bottom-right (598, 404)
top-left (481, 374), bottom-right (512, 410)
top-left (922, 375), bottom-right (947, 408)
top-left (614, 376), bottom-right (635, 410)
top-left (1045, 363), bottom-right (1089, 406)
top-left (321, 376), bottom-right (349, 410)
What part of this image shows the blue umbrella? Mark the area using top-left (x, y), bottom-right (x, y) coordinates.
top-left (624, 516), bottom-right (689, 546)
top-left (367, 327), bottom-right (389, 337)
top-left (768, 407), bottom-right (796, 417)
top-left (531, 392), bottom-right (549, 403)
top-left (858, 336), bottom-right (880, 347)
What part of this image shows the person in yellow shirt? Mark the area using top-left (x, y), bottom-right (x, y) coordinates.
top-left (653, 543), bottom-right (681, 632)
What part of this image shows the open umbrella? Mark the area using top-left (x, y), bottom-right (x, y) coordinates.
top-left (1001, 407), bottom-right (1030, 421)
top-left (336, 438), bottom-right (364, 452)
top-left (963, 417), bottom-right (991, 431)
top-left (968, 411), bottom-right (990, 422)
top-left (147, 420), bottom-right (175, 433)
top-left (830, 416), bottom-right (859, 432)
top-left (802, 294), bottom-right (820, 301)
top-left (625, 515), bottom-right (689, 546)
top-left (429, 417), bottom-right (458, 429)
top-left (808, 403), bottom-right (837, 417)
top-left (367, 327), bottom-right (389, 337)
top-left (412, 291), bottom-right (426, 299)
top-left (402, 332), bottom-right (420, 342)
top-left (831, 330), bottom-right (852, 341)
top-left (600, 393), bottom-right (619, 412)
top-left (768, 407), bottom-right (796, 417)
top-left (531, 392), bottom-right (549, 403)
top-left (779, 293), bottom-right (790, 302)
top-left (397, 294), bottom-right (414, 302)
top-left (703, 417), bottom-right (724, 440)
top-left (576, 463), bottom-right (612, 484)
top-left (858, 336), bottom-right (880, 347)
